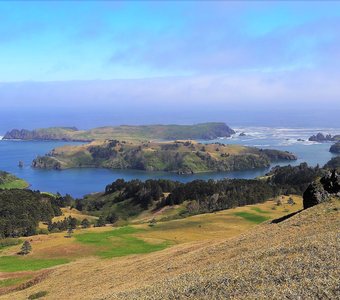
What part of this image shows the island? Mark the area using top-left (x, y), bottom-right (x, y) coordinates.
top-left (329, 142), bottom-right (340, 154)
top-left (308, 133), bottom-right (340, 142)
top-left (32, 140), bottom-right (297, 174)
top-left (3, 122), bottom-right (235, 142)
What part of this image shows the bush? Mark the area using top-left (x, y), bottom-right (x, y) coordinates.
top-left (37, 228), bottom-right (49, 235)
top-left (28, 291), bottom-right (48, 300)
top-left (0, 238), bottom-right (22, 248)
top-left (18, 240), bottom-right (32, 255)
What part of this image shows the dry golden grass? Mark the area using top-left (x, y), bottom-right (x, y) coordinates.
top-left (134, 195), bottom-right (302, 243)
top-left (52, 207), bottom-right (98, 223)
top-left (3, 196), bottom-right (334, 300)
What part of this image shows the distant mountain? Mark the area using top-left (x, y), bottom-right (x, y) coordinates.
top-left (3, 123), bottom-right (235, 142)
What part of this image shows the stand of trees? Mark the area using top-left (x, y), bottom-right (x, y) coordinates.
top-left (48, 216), bottom-right (77, 233)
top-left (0, 161), bottom-right (337, 238)
top-left (78, 163), bottom-right (329, 219)
top-left (0, 189), bottom-right (62, 238)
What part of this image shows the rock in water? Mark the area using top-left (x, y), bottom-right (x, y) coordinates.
top-left (303, 170), bottom-right (340, 209)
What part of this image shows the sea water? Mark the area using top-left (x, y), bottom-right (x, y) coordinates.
top-left (0, 126), bottom-right (339, 198)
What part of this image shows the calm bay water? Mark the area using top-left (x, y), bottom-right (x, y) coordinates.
top-left (0, 126), bottom-right (339, 198)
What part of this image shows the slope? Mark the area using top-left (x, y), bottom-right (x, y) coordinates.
top-left (1, 197), bottom-right (338, 300)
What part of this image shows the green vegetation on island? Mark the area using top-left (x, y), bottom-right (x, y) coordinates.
top-left (3, 122), bottom-right (235, 142)
top-left (32, 140), bottom-right (297, 174)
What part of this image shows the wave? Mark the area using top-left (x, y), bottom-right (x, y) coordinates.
top-left (232, 126), bottom-right (340, 142)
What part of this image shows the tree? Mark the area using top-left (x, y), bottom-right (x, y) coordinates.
top-left (95, 215), bottom-right (106, 227)
top-left (65, 227), bottom-right (73, 238)
top-left (106, 212), bottom-right (118, 224)
top-left (81, 218), bottom-right (90, 228)
top-left (68, 216), bottom-right (77, 229)
top-left (19, 240), bottom-right (32, 255)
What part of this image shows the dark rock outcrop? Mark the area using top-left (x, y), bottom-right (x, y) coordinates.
top-left (329, 142), bottom-right (340, 154)
top-left (308, 133), bottom-right (340, 142)
top-left (32, 156), bottom-right (62, 170)
top-left (303, 170), bottom-right (340, 209)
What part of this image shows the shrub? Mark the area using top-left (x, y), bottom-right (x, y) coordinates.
top-left (0, 238), bottom-right (22, 248)
top-left (28, 291), bottom-right (48, 299)
top-left (18, 240), bottom-right (32, 255)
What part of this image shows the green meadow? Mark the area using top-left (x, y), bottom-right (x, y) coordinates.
top-left (75, 226), bottom-right (170, 258)
top-left (0, 256), bottom-right (70, 272)
top-left (234, 211), bottom-right (270, 223)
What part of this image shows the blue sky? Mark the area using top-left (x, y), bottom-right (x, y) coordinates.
top-left (0, 1), bottom-right (340, 128)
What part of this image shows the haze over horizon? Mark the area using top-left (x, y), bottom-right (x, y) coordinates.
top-left (1, 1), bottom-right (340, 130)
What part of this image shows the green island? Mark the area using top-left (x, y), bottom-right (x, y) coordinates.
top-left (0, 171), bottom-right (28, 189)
top-left (32, 140), bottom-right (297, 173)
top-left (3, 122), bottom-right (235, 142)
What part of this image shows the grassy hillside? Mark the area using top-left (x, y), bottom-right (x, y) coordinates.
top-left (1, 197), bottom-right (338, 299)
top-left (3, 122), bottom-right (235, 142)
top-left (32, 140), bottom-right (296, 173)
top-left (0, 172), bottom-right (28, 190)
top-left (0, 197), bottom-right (302, 294)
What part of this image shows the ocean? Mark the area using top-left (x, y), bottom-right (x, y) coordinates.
top-left (0, 126), bottom-right (339, 198)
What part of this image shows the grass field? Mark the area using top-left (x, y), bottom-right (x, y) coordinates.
top-left (234, 211), bottom-right (270, 223)
top-left (0, 276), bottom-right (32, 288)
top-left (1, 197), bottom-right (337, 300)
top-left (0, 171), bottom-right (29, 190)
top-left (0, 256), bottom-right (69, 272)
top-left (75, 226), bottom-right (170, 258)
top-left (0, 179), bottom-right (28, 190)
top-left (0, 195), bottom-right (302, 294)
